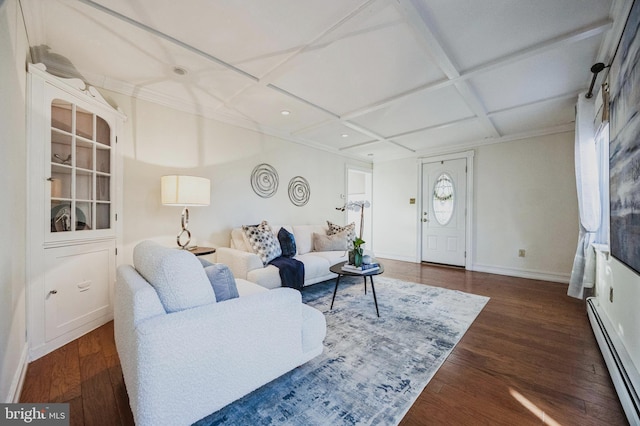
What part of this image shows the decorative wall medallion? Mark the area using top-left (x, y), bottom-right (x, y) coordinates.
top-left (250, 163), bottom-right (279, 198)
top-left (288, 176), bottom-right (310, 206)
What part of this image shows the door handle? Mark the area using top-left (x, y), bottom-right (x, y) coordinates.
top-left (77, 280), bottom-right (91, 292)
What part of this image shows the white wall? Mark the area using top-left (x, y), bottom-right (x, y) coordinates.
top-left (0, 0), bottom-right (29, 402)
top-left (373, 133), bottom-right (579, 282)
top-left (372, 158), bottom-right (420, 262)
top-left (101, 91), bottom-right (371, 264)
top-left (473, 133), bottom-right (578, 281)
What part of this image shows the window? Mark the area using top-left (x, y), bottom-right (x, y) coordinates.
top-left (433, 173), bottom-right (455, 225)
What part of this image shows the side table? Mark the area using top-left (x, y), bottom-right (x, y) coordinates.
top-left (186, 246), bottom-right (216, 256)
top-left (329, 261), bottom-right (384, 317)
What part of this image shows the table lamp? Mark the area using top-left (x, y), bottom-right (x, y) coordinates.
top-left (161, 175), bottom-right (211, 248)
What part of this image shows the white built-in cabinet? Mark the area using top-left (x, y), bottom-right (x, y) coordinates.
top-left (27, 63), bottom-right (125, 360)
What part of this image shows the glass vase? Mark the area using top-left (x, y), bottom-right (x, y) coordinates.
top-left (354, 248), bottom-right (363, 267)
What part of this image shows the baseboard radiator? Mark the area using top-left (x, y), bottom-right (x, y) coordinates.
top-left (587, 298), bottom-right (640, 425)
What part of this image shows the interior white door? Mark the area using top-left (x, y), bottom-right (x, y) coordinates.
top-left (421, 158), bottom-right (467, 266)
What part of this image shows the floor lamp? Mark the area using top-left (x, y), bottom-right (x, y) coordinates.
top-left (161, 175), bottom-right (211, 248)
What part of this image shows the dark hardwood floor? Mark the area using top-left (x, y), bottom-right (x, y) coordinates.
top-left (20, 259), bottom-right (627, 425)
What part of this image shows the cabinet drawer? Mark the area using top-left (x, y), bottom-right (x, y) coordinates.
top-left (44, 242), bottom-right (114, 342)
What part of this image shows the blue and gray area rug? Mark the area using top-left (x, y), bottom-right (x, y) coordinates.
top-left (195, 276), bottom-right (489, 425)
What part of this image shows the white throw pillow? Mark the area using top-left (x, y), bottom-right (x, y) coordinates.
top-left (133, 241), bottom-right (216, 312)
top-left (313, 230), bottom-right (349, 251)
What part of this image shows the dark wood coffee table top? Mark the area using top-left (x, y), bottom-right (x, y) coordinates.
top-left (330, 260), bottom-right (384, 277)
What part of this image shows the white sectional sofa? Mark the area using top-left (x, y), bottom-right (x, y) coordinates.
top-left (217, 224), bottom-right (350, 289)
top-left (115, 241), bottom-right (326, 426)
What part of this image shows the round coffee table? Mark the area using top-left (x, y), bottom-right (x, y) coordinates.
top-left (329, 261), bottom-right (384, 317)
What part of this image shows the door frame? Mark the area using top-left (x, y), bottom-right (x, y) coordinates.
top-left (345, 164), bottom-right (373, 244)
top-left (418, 150), bottom-right (475, 269)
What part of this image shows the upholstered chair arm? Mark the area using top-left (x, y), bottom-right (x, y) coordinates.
top-left (216, 247), bottom-right (263, 279)
top-left (130, 288), bottom-right (305, 426)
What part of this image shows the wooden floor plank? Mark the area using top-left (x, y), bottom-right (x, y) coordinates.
top-left (80, 352), bottom-right (122, 426)
top-left (19, 356), bottom-right (52, 403)
top-left (49, 340), bottom-right (81, 403)
top-left (19, 260), bottom-right (626, 425)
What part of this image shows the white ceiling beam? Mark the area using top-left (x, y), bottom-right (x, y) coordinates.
top-left (341, 121), bottom-right (416, 152)
top-left (220, 0), bottom-right (384, 111)
top-left (76, 0), bottom-right (259, 82)
top-left (342, 18), bottom-right (612, 120)
top-left (379, 90), bottom-right (580, 142)
top-left (462, 18), bottom-right (613, 79)
top-left (388, 116), bottom-right (478, 140)
top-left (393, 0), bottom-right (500, 138)
top-left (412, 123), bottom-right (575, 160)
top-left (256, 0), bottom-right (382, 84)
top-left (266, 84), bottom-right (340, 119)
top-left (486, 89), bottom-right (582, 116)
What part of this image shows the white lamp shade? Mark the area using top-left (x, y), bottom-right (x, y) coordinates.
top-left (161, 175), bottom-right (211, 206)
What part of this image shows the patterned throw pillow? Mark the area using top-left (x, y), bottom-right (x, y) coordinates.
top-left (326, 221), bottom-right (356, 249)
top-left (242, 221), bottom-right (282, 265)
top-left (278, 227), bottom-right (297, 257)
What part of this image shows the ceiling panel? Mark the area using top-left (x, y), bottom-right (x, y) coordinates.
top-left (393, 119), bottom-right (492, 152)
top-left (421, 0), bottom-right (613, 71)
top-left (91, 0), bottom-right (367, 78)
top-left (28, 0), bottom-right (253, 102)
top-left (342, 141), bottom-right (414, 161)
top-left (350, 85), bottom-right (475, 137)
top-left (490, 96), bottom-right (577, 135)
top-left (223, 85), bottom-right (336, 133)
top-left (271, 2), bottom-right (446, 115)
top-left (295, 121), bottom-right (375, 149)
top-left (467, 36), bottom-right (604, 113)
top-left (20, 0), bottom-right (622, 163)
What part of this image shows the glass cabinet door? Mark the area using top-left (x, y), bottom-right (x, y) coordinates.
top-left (50, 99), bottom-right (112, 235)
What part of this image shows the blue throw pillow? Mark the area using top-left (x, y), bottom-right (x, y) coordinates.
top-left (204, 264), bottom-right (239, 302)
top-left (199, 257), bottom-right (214, 268)
top-left (278, 227), bottom-right (297, 257)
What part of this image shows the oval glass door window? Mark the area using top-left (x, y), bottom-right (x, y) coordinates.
top-left (433, 173), bottom-right (455, 225)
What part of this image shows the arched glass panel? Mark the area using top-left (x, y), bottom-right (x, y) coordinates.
top-left (433, 173), bottom-right (455, 225)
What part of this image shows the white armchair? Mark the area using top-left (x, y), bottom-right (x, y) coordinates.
top-left (114, 241), bottom-right (326, 426)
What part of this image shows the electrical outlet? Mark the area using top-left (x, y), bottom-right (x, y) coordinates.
top-left (518, 249), bottom-right (526, 257)
top-left (609, 286), bottom-right (614, 303)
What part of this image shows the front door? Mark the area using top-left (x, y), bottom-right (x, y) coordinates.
top-left (421, 158), bottom-right (467, 266)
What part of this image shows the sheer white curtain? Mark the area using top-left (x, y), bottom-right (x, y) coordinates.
top-left (568, 93), bottom-right (601, 299)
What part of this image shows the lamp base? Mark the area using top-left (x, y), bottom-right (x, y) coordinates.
top-left (177, 228), bottom-right (191, 248)
top-left (176, 207), bottom-right (191, 248)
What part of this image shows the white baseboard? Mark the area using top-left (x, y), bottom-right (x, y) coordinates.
top-left (471, 263), bottom-right (570, 283)
top-left (374, 252), bottom-right (420, 263)
top-left (373, 256), bottom-right (570, 283)
top-left (6, 343), bottom-right (28, 403)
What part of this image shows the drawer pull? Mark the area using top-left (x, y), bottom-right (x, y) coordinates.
top-left (77, 281), bottom-right (91, 291)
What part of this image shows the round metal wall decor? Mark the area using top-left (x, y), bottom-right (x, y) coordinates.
top-left (250, 163), bottom-right (279, 198)
top-left (288, 176), bottom-right (310, 206)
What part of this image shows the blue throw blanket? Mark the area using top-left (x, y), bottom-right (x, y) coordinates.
top-left (269, 256), bottom-right (304, 291)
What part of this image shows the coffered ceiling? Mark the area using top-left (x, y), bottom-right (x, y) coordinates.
top-left (20, 0), bottom-right (626, 162)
